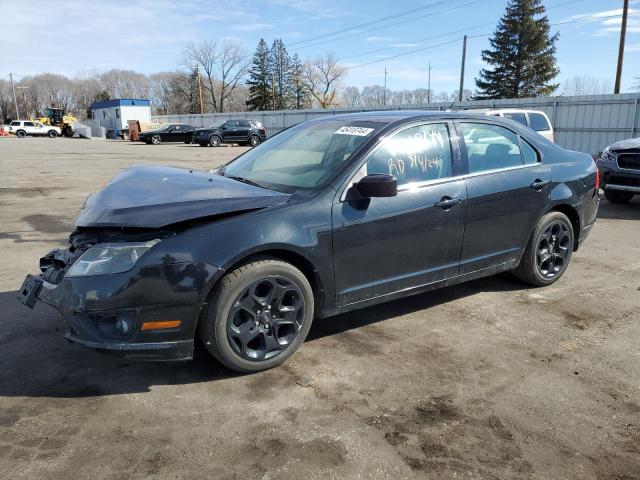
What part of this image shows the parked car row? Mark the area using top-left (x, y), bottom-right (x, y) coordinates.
top-left (138, 120), bottom-right (267, 147)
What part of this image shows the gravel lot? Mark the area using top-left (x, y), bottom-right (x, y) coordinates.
top-left (1, 137), bottom-right (639, 479)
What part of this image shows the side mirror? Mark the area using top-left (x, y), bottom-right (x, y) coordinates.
top-left (354, 174), bottom-right (397, 198)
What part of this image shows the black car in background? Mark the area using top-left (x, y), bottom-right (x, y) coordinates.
top-left (597, 137), bottom-right (640, 203)
top-left (18, 112), bottom-right (599, 372)
top-left (139, 124), bottom-right (195, 145)
top-left (192, 119), bottom-right (266, 147)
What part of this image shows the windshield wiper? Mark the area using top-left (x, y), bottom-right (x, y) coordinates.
top-left (225, 175), bottom-right (263, 188)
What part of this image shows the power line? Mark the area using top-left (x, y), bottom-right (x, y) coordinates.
top-left (337, 0), bottom-right (586, 62)
top-left (293, 0), bottom-right (485, 51)
top-left (289, 0), bottom-right (461, 47)
top-left (344, 11), bottom-right (640, 71)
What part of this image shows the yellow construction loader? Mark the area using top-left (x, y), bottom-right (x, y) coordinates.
top-left (37, 108), bottom-right (77, 137)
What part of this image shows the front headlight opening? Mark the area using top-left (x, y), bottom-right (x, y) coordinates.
top-left (66, 240), bottom-right (160, 277)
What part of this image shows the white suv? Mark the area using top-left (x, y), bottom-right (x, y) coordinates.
top-left (7, 120), bottom-right (61, 138)
top-left (484, 109), bottom-right (554, 142)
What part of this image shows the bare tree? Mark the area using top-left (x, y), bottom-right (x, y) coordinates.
top-left (341, 86), bottom-right (361, 108)
top-left (217, 40), bottom-right (250, 113)
top-left (184, 40), bottom-right (249, 112)
top-left (305, 53), bottom-right (345, 108)
top-left (559, 76), bottom-right (613, 96)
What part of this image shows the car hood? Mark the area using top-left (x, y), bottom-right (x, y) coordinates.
top-left (75, 165), bottom-right (290, 228)
top-left (610, 137), bottom-right (640, 151)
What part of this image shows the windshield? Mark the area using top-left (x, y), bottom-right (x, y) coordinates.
top-left (222, 120), bottom-right (385, 192)
top-left (208, 120), bottom-right (226, 128)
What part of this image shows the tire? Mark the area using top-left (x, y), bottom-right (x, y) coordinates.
top-left (151, 135), bottom-right (161, 145)
top-left (209, 135), bottom-right (222, 147)
top-left (184, 140), bottom-right (191, 144)
top-left (62, 126), bottom-right (73, 137)
top-left (249, 135), bottom-right (261, 147)
top-left (16, 130), bottom-right (26, 138)
top-left (513, 211), bottom-right (574, 287)
top-left (198, 142), bottom-right (208, 147)
top-left (604, 189), bottom-right (634, 204)
top-left (200, 257), bottom-right (314, 373)
top-left (47, 130), bottom-right (57, 138)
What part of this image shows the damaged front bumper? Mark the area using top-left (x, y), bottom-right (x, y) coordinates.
top-left (18, 254), bottom-right (221, 361)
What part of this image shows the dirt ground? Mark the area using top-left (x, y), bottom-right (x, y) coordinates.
top-left (1, 137), bottom-right (639, 480)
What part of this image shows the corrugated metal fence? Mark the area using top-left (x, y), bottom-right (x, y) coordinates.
top-left (152, 93), bottom-right (640, 154)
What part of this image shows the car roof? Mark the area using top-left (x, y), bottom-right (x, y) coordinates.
top-left (307, 109), bottom-right (510, 124)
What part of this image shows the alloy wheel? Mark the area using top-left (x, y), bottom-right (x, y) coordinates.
top-left (536, 221), bottom-right (571, 279)
top-left (226, 276), bottom-right (305, 361)
top-left (209, 135), bottom-right (221, 147)
top-left (151, 135), bottom-right (161, 145)
top-left (250, 135), bottom-right (260, 147)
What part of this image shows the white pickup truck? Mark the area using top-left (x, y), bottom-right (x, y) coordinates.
top-left (7, 120), bottom-right (61, 138)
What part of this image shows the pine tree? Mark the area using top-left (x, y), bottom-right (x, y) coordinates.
top-left (246, 39), bottom-right (272, 111)
top-left (270, 39), bottom-right (292, 110)
top-left (290, 54), bottom-right (311, 109)
top-left (475, 0), bottom-right (559, 99)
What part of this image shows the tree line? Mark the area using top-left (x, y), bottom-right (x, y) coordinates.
top-left (0, 0), bottom-right (636, 123)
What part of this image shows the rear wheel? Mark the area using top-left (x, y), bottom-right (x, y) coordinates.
top-left (200, 257), bottom-right (314, 372)
top-left (209, 135), bottom-right (222, 147)
top-left (513, 211), bottom-right (574, 286)
top-left (47, 130), bottom-right (57, 138)
top-left (604, 189), bottom-right (634, 204)
top-left (249, 135), bottom-right (261, 147)
top-left (16, 130), bottom-right (26, 138)
top-left (151, 135), bottom-right (161, 145)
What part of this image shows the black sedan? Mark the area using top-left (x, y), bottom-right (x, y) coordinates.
top-left (18, 112), bottom-right (599, 372)
top-left (192, 119), bottom-right (266, 147)
top-left (139, 124), bottom-right (195, 145)
top-left (597, 137), bottom-right (640, 203)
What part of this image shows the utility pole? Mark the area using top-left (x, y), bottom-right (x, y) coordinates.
top-left (427, 62), bottom-right (432, 103)
top-left (195, 67), bottom-right (204, 114)
top-left (614, 0), bottom-right (629, 94)
top-left (9, 73), bottom-right (19, 119)
top-left (383, 67), bottom-right (387, 106)
top-left (458, 35), bottom-right (467, 102)
top-left (16, 86), bottom-right (29, 118)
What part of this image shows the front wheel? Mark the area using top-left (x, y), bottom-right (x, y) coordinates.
top-left (151, 135), bottom-right (161, 145)
top-left (513, 211), bottom-right (574, 287)
top-left (209, 135), bottom-right (222, 147)
top-left (604, 189), bottom-right (634, 204)
top-left (200, 257), bottom-right (314, 373)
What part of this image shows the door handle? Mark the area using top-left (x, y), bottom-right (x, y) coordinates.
top-left (530, 179), bottom-right (550, 190)
top-left (434, 197), bottom-right (463, 209)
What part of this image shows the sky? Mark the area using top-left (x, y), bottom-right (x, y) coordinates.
top-left (0, 0), bottom-right (638, 94)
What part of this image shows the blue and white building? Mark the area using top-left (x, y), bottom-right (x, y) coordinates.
top-left (89, 99), bottom-right (151, 130)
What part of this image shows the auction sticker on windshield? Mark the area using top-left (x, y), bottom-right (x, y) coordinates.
top-left (334, 126), bottom-right (375, 136)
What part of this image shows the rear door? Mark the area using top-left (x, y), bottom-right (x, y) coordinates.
top-left (235, 120), bottom-right (252, 142)
top-left (456, 121), bottom-right (551, 274)
top-left (332, 122), bottom-right (467, 305)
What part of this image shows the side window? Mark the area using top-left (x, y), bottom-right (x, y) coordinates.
top-left (529, 113), bottom-right (551, 132)
top-left (460, 123), bottom-right (523, 173)
top-left (503, 112), bottom-right (528, 125)
top-left (24, 121), bottom-right (34, 127)
top-left (226, 121), bottom-right (237, 129)
top-left (238, 120), bottom-right (250, 128)
top-left (365, 123), bottom-right (453, 186)
top-left (520, 138), bottom-right (539, 164)
top-left (10, 121), bottom-right (20, 126)
top-left (174, 125), bottom-right (181, 130)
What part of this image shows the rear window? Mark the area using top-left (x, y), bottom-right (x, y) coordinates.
top-left (10, 121), bottom-right (20, 126)
top-left (529, 113), bottom-right (551, 132)
top-left (503, 112), bottom-right (528, 125)
top-left (237, 120), bottom-right (251, 128)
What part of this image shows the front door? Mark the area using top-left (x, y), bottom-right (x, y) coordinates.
top-left (221, 121), bottom-right (238, 142)
top-left (332, 122), bottom-right (467, 306)
top-left (456, 121), bottom-right (552, 274)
